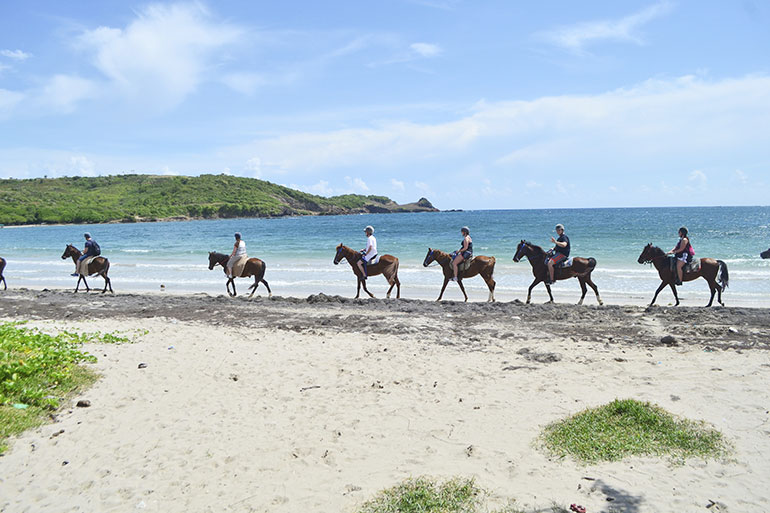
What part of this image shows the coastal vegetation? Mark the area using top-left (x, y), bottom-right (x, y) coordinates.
top-left (541, 398), bottom-right (727, 463)
top-left (0, 322), bottom-right (129, 454)
top-left (0, 174), bottom-right (437, 225)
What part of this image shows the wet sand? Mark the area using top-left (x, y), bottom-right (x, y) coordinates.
top-left (1, 289), bottom-right (769, 512)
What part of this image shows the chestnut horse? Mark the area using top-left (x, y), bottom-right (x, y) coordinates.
top-left (0, 256), bottom-right (6, 290)
top-left (422, 248), bottom-right (496, 302)
top-left (333, 244), bottom-right (400, 299)
top-left (61, 244), bottom-right (113, 293)
top-left (637, 243), bottom-right (728, 307)
top-left (208, 252), bottom-right (271, 298)
top-left (513, 240), bottom-right (602, 305)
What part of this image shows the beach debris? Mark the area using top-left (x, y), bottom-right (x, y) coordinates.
top-left (62, 460), bottom-right (69, 466)
top-left (728, 327), bottom-right (739, 334)
top-left (502, 365), bottom-right (537, 371)
top-left (659, 335), bottom-right (678, 346)
top-left (371, 381), bottom-right (384, 389)
top-left (570, 505), bottom-right (586, 513)
top-left (518, 347), bottom-right (562, 363)
top-left (12, 403), bottom-right (28, 409)
top-left (344, 484), bottom-right (362, 494)
top-left (300, 385), bottom-right (320, 392)
top-left (50, 429), bottom-right (65, 439)
top-left (706, 499), bottom-right (729, 511)
top-left (76, 399), bottom-right (91, 408)
top-left (465, 444), bottom-right (475, 457)
top-left (136, 500), bottom-right (147, 509)
top-left (229, 374), bottom-right (239, 382)
top-left (138, 362), bottom-right (148, 369)
top-left (670, 395), bottom-right (681, 401)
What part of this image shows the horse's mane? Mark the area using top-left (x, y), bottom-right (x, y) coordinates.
top-left (210, 251), bottom-right (228, 259)
top-left (524, 241), bottom-right (546, 256)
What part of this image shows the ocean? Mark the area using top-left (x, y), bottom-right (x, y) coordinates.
top-left (1, 207), bottom-right (769, 306)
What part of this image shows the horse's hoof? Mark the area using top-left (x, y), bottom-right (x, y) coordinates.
top-left (269, 293), bottom-right (273, 298)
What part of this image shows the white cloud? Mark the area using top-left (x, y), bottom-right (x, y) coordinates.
top-left (390, 178), bottom-right (405, 191)
top-left (245, 157), bottom-right (262, 178)
top-left (525, 180), bottom-right (542, 189)
top-left (222, 72), bottom-right (266, 95)
top-left (39, 74), bottom-right (96, 113)
top-left (414, 181), bottom-right (433, 196)
top-left (0, 89), bottom-right (25, 116)
top-left (0, 49), bottom-right (31, 61)
top-left (540, 1), bottom-right (673, 53)
top-left (345, 176), bottom-right (369, 192)
top-left (688, 169), bottom-right (707, 187)
top-left (410, 42), bottom-right (442, 58)
top-left (78, 2), bottom-right (242, 109)
top-left (733, 169), bottom-right (748, 184)
top-left (307, 180), bottom-right (333, 196)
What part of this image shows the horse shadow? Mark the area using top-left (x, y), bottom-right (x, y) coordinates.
top-left (525, 479), bottom-right (644, 513)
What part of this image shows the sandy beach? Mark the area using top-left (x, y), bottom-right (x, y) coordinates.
top-left (1, 289), bottom-right (769, 512)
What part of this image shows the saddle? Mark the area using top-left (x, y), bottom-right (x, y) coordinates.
top-left (458, 257), bottom-right (474, 272)
top-left (667, 256), bottom-right (699, 274)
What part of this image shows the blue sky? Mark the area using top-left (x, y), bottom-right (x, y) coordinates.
top-left (1, 1), bottom-right (769, 209)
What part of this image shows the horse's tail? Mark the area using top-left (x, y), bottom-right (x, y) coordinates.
top-left (102, 257), bottom-right (110, 276)
top-left (587, 257), bottom-right (597, 270)
top-left (261, 259), bottom-right (267, 278)
top-left (489, 256), bottom-right (496, 277)
top-left (717, 260), bottom-right (729, 291)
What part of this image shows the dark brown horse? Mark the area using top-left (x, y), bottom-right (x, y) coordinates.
top-left (513, 240), bottom-right (602, 305)
top-left (333, 244), bottom-right (400, 299)
top-left (0, 257), bottom-right (6, 290)
top-left (761, 248), bottom-right (770, 259)
top-left (637, 244), bottom-right (728, 307)
top-left (422, 248), bottom-right (496, 302)
top-left (61, 244), bottom-right (113, 293)
top-left (208, 252), bottom-right (271, 298)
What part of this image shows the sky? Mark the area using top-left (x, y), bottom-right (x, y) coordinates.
top-left (0, 0), bottom-right (769, 209)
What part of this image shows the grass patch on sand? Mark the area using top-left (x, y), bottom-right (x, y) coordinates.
top-left (356, 477), bottom-right (531, 513)
top-left (0, 322), bottom-right (110, 454)
top-left (542, 398), bottom-right (727, 463)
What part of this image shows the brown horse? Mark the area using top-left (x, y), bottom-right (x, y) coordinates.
top-left (333, 244), bottom-right (400, 299)
top-left (513, 240), bottom-right (602, 305)
top-left (0, 257), bottom-right (6, 290)
top-left (637, 243), bottom-right (728, 307)
top-left (761, 248), bottom-right (770, 259)
top-left (208, 252), bottom-right (271, 298)
top-left (61, 244), bottom-right (113, 293)
top-left (422, 248), bottom-right (496, 302)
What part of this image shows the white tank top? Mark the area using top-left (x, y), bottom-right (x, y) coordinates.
top-left (234, 240), bottom-right (246, 257)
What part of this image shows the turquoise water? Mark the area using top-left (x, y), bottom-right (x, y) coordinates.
top-left (1, 207), bottom-right (769, 305)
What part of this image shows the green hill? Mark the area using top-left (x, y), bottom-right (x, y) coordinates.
top-left (0, 174), bottom-right (438, 225)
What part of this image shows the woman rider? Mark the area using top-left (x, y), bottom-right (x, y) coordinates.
top-left (227, 232), bottom-right (247, 278)
top-left (357, 225), bottom-right (377, 279)
top-left (452, 227), bottom-right (473, 281)
top-left (667, 226), bottom-right (692, 285)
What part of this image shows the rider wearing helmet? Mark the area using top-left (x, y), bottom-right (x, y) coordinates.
top-left (452, 226), bottom-right (473, 281)
top-left (667, 226), bottom-right (692, 286)
top-left (357, 226), bottom-right (377, 279)
top-left (546, 224), bottom-right (569, 285)
top-left (227, 232), bottom-right (247, 278)
top-left (72, 232), bottom-right (99, 276)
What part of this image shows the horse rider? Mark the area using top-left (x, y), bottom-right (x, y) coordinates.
top-left (72, 232), bottom-right (99, 276)
top-left (357, 225), bottom-right (377, 279)
top-left (667, 226), bottom-right (692, 285)
top-left (546, 224), bottom-right (570, 284)
top-left (452, 226), bottom-right (473, 281)
top-left (227, 232), bottom-right (247, 278)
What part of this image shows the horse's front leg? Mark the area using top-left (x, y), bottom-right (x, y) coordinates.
top-left (669, 283), bottom-right (679, 306)
top-left (526, 278), bottom-right (540, 304)
top-left (360, 276), bottom-right (374, 298)
top-left (437, 276), bottom-right (450, 301)
top-left (355, 277), bottom-right (361, 299)
top-left (248, 276), bottom-right (259, 298)
top-left (544, 282), bottom-right (554, 303)
top-left (226, 278), bottom-right (236, 297)
top-left (577, 277), bottom-right (587, 305)
top-left (649, 281), bottom-right (666, 306)
top-left (457, 278), bottom-right (469, 302)
top-left (74, 275), bottom-right (81, 293)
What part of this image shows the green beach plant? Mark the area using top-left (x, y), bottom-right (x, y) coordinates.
top-left (541, 398), bottom-right (727, 463)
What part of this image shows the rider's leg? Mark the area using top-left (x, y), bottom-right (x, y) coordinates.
top-left (74, 255), bottom-right (86, 276)
top-left (547, 259), bottom-right (555, 284)
top-left (676, 260), bottom-right (684, 284)
top-left (357, 259), bottom-right (366, 279)
top-left (453, 255), bottom-right (464, 280)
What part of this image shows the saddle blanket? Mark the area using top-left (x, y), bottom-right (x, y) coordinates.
top-left (458, 257), bottom-right (474, 272)
top-left (77, 256), bottom-right (97, 276)
top-left (229, 256), bottom-right (248, 277)
top-left (685, 258), bottom-right (701, 273)
top-left (364, 254), bottom-right (380, 265)
top-left (543, 256), bottom-right (573, 268)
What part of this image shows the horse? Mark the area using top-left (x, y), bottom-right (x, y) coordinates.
top-left (637, 243), bottom-right (728, 307)
top-left (422, 248), bottom-right (496, 302)
top-left (0, 257), bottom-right (6, 290)
top-left (333, 244), bottom-right (400, 299)
top-left (208, 252), bottom-right (271, 298)
top-left (512, 240), bottom-right (602, 305)
top-left (761, 248), bottom-right (770, 259)
top-left (61, 244), bottom-right (113, 294)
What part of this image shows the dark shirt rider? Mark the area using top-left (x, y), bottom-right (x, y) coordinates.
top-left (547, 224), bottom-right (569, 284)
top-left (72, 232), bottom-right (98, 276)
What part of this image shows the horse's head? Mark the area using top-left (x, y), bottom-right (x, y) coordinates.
top-left (61, 244), bottom-right (75, 260)
top-left (512, 240), bottom-right (529, 262)
top-left (761, 248), bottom-right (770, 260)
top-left (208, 251), bottom-right (223, 270)
top-left (423, 248), bottom-right (436, 267)
top-left (637, 243), bottom-right (655, 264)
top-left (334, 244), bottom-right (345, 265)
